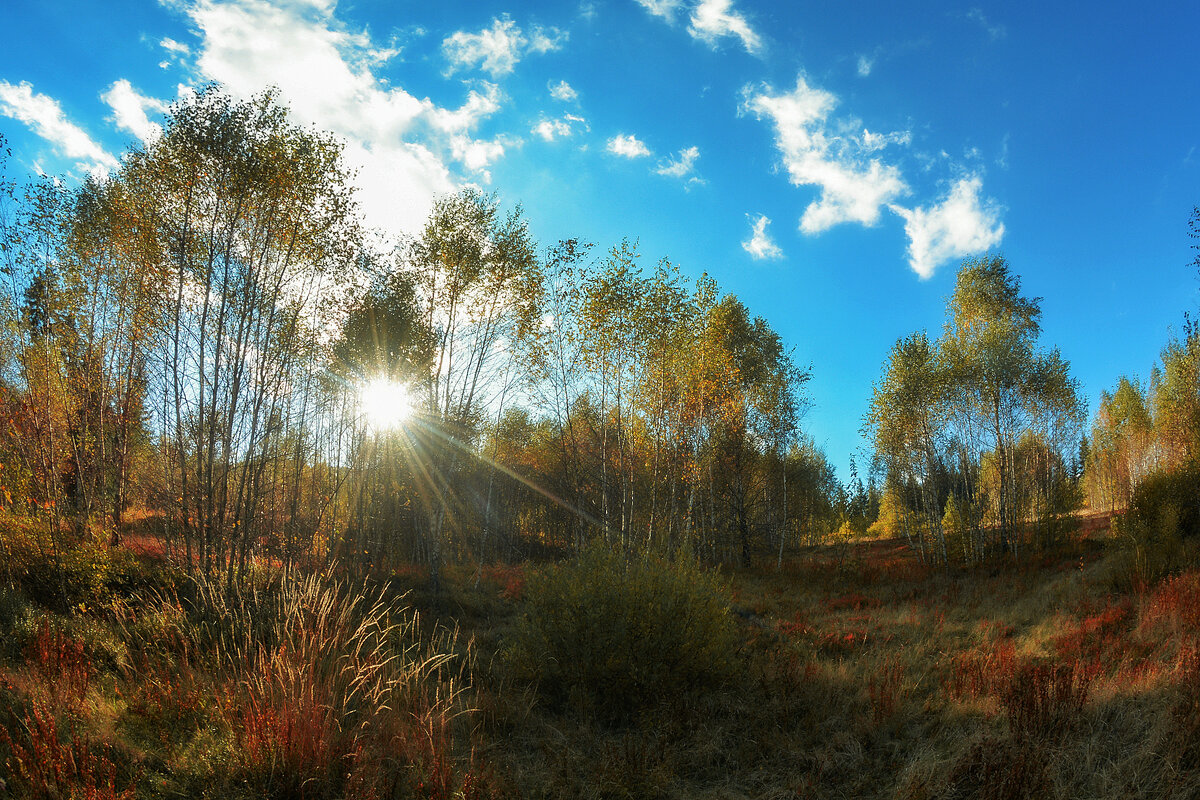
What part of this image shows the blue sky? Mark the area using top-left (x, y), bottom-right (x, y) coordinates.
top-left (2, 0), bottom-right (1198, 478)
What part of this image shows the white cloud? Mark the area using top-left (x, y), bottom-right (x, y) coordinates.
top-left (743, 76), bottom-right (908, 234)
top-left (549, 79), bottom-right (578, 102)
top-left (533, 119), bottom-right (572, 141)
top-left (443, 16), bottom-right (525, 76)
top-left (860, 128), bottom-right (911, 153)
top-left (528, 25), bottom-right (568, 54)
top-left (742, 213), bottom-right (783, 260)
top-left (634, 0), bottom-right (684, 21)
top-left (857, 55), bottom-right (874, 77)
top-left (428, 83), bottom-right (502, 133)
top-left (745, 74), bottom-right (1003, 274)
top-left (656, 145), bottom-right (699, 178)
top-left (607, 133), bottom-right (651, 158)
top-left (689, 0), bottom-right (762, 54)
top-left (966, 8), bottom-right (1007, 40)
top-left (442, 16), bottom-right (565, 78)
top-left (101, 79), bottom-right (168, 143)
top-left (160, 37), bottom-right (191, 56)
top-left (890, 175), bottom-right (1004, 279)
top-left (178, 0), bottom-right (515, 234)
top-left (533, 112), bottom-right (587, 142)
top-left (428, 84), bottom-right (508, 180)
top-left (0, 80), bottom-right (118, 177)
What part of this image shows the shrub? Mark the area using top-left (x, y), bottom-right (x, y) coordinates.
top-left (1165, 644), bottom-right (1200, 775)
top-left (1140, 571), bottom-right (1200, 637)
top-left (504, 546), bottom-right (741, 725)
top-left (944, 642), bottom-right (1019, 700)
top-left (0, 584), bottom-right (32, 658)
top-left (5, 530), bottom-right (145, 612)
top-left (1111, 463), bottom-right (1200, 588)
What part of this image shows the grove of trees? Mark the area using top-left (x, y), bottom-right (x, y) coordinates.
top-left (866, 256), bottom-right (1084, 565)
top-left (0, 88), bottom-right (829, 585)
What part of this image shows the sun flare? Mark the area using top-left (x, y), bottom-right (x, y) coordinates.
top-left (359, 379), bottom-right (414, 430)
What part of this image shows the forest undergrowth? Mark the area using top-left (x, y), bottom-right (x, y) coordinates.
top-left (2, 512), bottom-right (1200, 800)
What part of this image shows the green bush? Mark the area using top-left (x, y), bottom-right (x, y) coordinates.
top-left (0, 515), bottom-right (183, 611)
top-left (9, 537), bottom-right (117, 611)
top-left (1111, 463), bottom-right (1200, 588)
top-left (504, 546), bottom-right (741, 725)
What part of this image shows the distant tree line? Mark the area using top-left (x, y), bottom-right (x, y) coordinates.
top-left (1083, 209), bottom-right (1200, 512)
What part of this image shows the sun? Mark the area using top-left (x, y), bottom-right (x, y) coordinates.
top-left (359, 378), bottom-right (414, 430)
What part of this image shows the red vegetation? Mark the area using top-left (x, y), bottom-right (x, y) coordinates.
top-left (867, 654), bottom-right (905, 723)
top-left (776, 611), bottom-right (812, 638)
top-left (817, 625), bottom-right (872, 654)
top-left (945, 642), bottom-right (1019, 700)
top-left (0, 700), bottom-right (135, 800)
top-left (976, 619), bottom-right (1015, 640)
top-left (27, 620), bottom-right (92, 701)
top-left (487, 565), bottom-right (526, 601)
top-left (1051, 598), bottom-right (1134, 674)
top-left (1141, 572), bottom-right (1200, 635)
top-left (233, 676), bottom-right (343, 787)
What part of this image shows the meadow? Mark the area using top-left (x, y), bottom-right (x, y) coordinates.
top-left (2, 511), bottom-right (1199, 800)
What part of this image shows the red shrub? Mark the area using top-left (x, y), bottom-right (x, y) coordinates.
top-left (776, 611), bottom-right (811, 638)
top-left (499, 572), bottom-right (525, 602)
top-left (1052, 599), bottom-right (1133, 675)
top-left (233, 667), bottom-right (344, 791)
top-left (817, 627), bottom-right (870, 654)
top-left (478, 564), bottom-right (526, 601)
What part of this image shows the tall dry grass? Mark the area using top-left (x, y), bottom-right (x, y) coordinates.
top-left (111, 568), bottom-right (493, 798)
